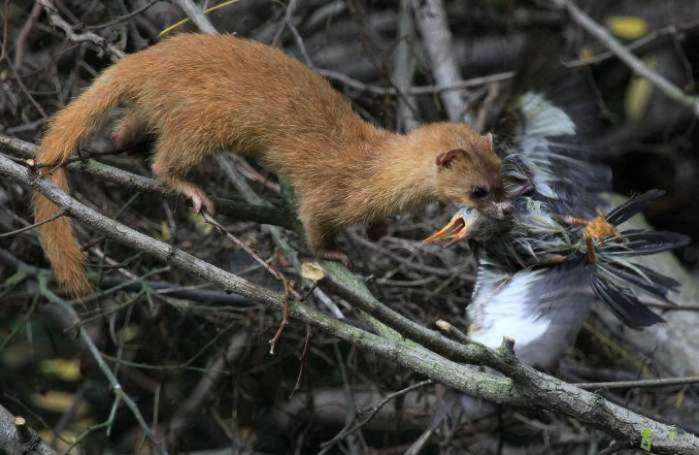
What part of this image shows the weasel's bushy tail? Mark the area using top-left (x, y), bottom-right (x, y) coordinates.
top-left (33, 66), bottom-right (131, 295)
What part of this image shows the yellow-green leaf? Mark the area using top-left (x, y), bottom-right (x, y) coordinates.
top-left (31, 391), bottom-right (89, 414)
top-left (579, 46), bottom-right (595, 60)
top-left (39, 358), bottom-right (82, 381)
top-left (117, 325), bottom-right (140, 344)
top-left (189, 212), bottom-right (213, 235)
top-left (160, 220), bottom-right (172, 241)
top-left (607, 16), bottom-right (649, 40)
top-left (625, 57), bottom-right (656, 123)
top-left (39, 430), bottom-right (79, 454)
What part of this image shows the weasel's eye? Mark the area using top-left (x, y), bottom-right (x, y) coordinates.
top-left (471, 186), bottom-right (489, 199)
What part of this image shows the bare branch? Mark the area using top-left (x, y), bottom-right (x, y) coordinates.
top-left (37, 0), bottom-right (125, 61)
top-left (412, 0), bottom-right (468, 121)
top-left (553, 0), bottom-right (699, 118)
top-left (0, 406), bottom-right (56, 455)
top-left (170, 0), bottom-right (217, 34)
top-left (2, 152), bottom-right (697, 453)
top-left (0, 134), bottom-right (295, 228)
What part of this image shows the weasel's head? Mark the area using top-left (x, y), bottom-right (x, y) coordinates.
top-left (410, 123), bottom-right (511, 219)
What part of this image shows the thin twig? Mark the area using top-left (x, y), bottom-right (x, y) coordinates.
top-left (202, 212), bottom-right (298, 353)
top-left (0, 134), bottom-right (294, 229)
top-left (85, 0), bottom-right (161, 30)
top-left (565, 19), bottom-right (699, 68)
top-left (575, 375), bottom-right (699, 390)
top-left (166, 0), bottom-right (220, 35)
top-left (269, 278), bottom-right (292, 355)
top-left (319, 379), bottom-right (434, 453)
top-left (319, 68), bottom-right (513, 96)
top-left (0, 209), bottom-right (66, 238)
top-left (202, 213), bottom-right (291, 288)
top-left (37, 282), bottom-right (168, 454)
top-left (289, 324), bottom-right (312, 399)
top-left (38, 0), bottom-right (125, 61)
top-left (553, 0), bottom-right (699, 118)
top-left (13, 1), bottom-right (43, 68)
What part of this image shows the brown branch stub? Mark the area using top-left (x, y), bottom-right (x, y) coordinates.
top-left (14, 416), bottom-right (32, 444)
top-left (0, 405), bottom-right (56, 455)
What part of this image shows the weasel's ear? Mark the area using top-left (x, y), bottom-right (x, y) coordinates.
top-left (436, 148), bottom-right (467, 169)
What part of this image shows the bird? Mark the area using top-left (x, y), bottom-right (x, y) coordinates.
top-left (425, 90), bottom-right (690, 368)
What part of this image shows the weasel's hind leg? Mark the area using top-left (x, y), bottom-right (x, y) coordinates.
top-left (299, 206), bottom-right (351, 267)
top-left (151, 135), bottom-right (215, 215)
top-left (113, 109), bottom-right (150, 150)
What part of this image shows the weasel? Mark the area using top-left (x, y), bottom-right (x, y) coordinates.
top-left (33, 33), bottom-right (508, 295)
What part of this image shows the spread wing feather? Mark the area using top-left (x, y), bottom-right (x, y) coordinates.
top-left (465, 88), bottom-right (686, 331)
top-left (592, 277), bottom-right (665, 328)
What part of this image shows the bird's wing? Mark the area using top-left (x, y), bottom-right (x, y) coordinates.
top-left (467, 258), bottom-right (594, 367)
top-left (484, 96), bottom-right (688, 330)
top-left (495, 90), bottom-right (611, 218)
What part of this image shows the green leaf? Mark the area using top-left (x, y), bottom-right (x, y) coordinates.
top-left (607, 16), bottom-right (649, 40)
top-left (625, 57), bottom-right (656, 123)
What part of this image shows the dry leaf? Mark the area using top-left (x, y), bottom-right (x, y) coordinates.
top-left (301, 262), bottom-right (325, 282)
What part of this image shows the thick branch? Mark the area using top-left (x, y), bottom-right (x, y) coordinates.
top-left (0, 134), bottom-right (295, 229)
top-left (2, 153), bottom-right (698, 454)
top-left (0, 405), bottom-right (56, 455)
top-left (412, 0), bottom-right (468, 121)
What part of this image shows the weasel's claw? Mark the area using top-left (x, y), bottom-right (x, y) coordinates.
top-left (191, 195), bottom-right (203, 214)
top-left (188, 189), bottom-right (215, 216)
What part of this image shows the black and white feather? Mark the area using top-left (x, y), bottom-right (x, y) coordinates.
top-left (451, 91), bottom-right (689, 365)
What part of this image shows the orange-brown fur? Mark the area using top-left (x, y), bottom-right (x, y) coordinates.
top-left (34, 34), bottom-right (503, 295)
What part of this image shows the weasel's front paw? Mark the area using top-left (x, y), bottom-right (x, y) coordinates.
top-left (188, 189), bottom-right (215, 216)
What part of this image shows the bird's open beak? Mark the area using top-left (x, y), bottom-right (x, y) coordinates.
top-left (424, 211), bottom-right (471, 245)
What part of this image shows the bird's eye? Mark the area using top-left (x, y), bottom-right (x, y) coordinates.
top-left (471, 186), bottom-right (489, 199)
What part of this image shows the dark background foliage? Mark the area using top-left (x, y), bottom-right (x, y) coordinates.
top-left (0, 1), bottom-right (698, 453)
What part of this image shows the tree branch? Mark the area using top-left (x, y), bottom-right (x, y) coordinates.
top-left (37, 0), bottom-right (125, 61)
top-left (2, 152), bottom-right (698, 454)
top-left (0, 134), bottom-right (295, 229)
top-left (412, 0), bottom-right (468, 121)
top-left (0, 405), bottom-right (56, 455)
top-left (553, 0), bottom-right (699, 118)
